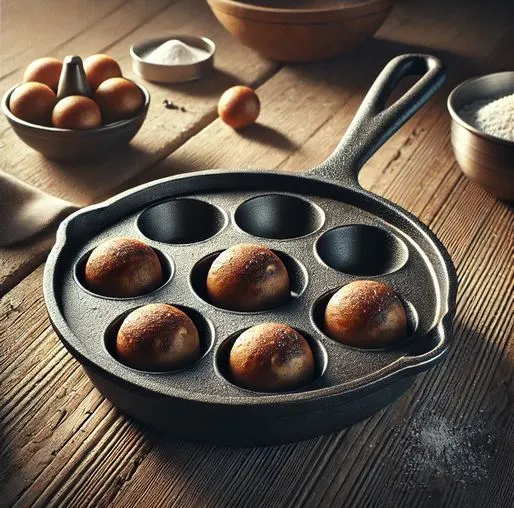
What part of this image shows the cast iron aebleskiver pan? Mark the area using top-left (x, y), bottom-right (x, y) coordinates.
top-left (44, 54), bottom-right (457, 446)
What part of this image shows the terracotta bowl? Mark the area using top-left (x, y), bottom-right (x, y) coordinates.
top-left (447, 72), bottom-right (514, 201)
top-left (206, 0), bottom-right (395, 62)
top-left (1, 82), bottom-right (150, 161)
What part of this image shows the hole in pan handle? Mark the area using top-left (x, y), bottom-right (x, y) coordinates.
top-left (309, 54), bottom-right (446, 186)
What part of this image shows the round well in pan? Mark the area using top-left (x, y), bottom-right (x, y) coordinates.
top-left (234, 193), bottom-right (325, 239)
top-left (315, 224), bottom-right (409, 276)
top-left (138, 198), bottom-right (227, 244)
top-left (104, 304), bottom-right (215, 373)
top-left (190, 248), bottom-right (308, 312)
top-left (311, 286), bottom-right (419, 351)
top-left (214, 327), bottom-right (328, 394)
top-left (74, 246), bottom-right (174, 300)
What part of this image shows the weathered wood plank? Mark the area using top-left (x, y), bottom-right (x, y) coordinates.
top-left (0, 0), bottom-right (126, 78)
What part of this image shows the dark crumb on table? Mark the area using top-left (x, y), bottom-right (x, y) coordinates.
top-left (163, 99), bottom-right (178, 110)
top-left (163, 99), bottom-right (187, 112)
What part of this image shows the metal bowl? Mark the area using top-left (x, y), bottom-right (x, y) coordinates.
top-left (447, 72), bottom-right (514, 201)
top-left (1, 82), bottom-right (150, 161)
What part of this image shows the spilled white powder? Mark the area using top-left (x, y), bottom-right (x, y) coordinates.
top-left (459, 93), bottom-right (514, 142)
top-left (145, 39), bottom-right (209, 65)
top-left (393, 412), bottom-right (495, 495)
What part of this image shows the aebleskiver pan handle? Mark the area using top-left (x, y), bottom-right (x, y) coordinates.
top-left (310, 54), bottom-right (446, 186)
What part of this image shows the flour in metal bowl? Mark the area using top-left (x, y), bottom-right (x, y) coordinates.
top-left (459, 92), bottom-right (514, 142)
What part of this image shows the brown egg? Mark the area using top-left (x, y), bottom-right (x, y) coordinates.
top-left (116, 304), bottom-right (200, 370)
top-left (23, 57), bottom-right (63, 91)
top-left (218, 86), bottom-right (260, 129)
top-left (84, 237), bottom-right (163, 297)
top-left (9, 82), bottom-right (56, 125)
top-left (83, 54), bottom-right (122, 90)
top-left (206, 243), bottom-right (290, 311)
top-left (94, 77), bottom-right (143, 123)
top-left (52, 96), bottom-right (101, 129)
top-left (229, 323), bottom-right (314, 392)
top-left (324, 280), bottom-right (408, 348)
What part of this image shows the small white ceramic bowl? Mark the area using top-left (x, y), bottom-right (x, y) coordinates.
top-left (130, 35), bottom-right (215, 83)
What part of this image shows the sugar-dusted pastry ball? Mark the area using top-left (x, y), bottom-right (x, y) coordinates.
top-left (206, 243), bottom-right (290, 311)
top-left (116, 304), bottom-right (200, 370)
top-left (324, 280), bottom-right (407, 347)
top-left (84, 237), bottom-right (163, 297)
top-left (229, 323), bottom-right (314, 392)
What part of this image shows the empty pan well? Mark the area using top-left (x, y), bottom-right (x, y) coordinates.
top-left (235, 194), bottom-right (324, 239)
top-left (138, 198), bottom-right (227, 244)
top-left (316, 224), bottom-right (408, 276)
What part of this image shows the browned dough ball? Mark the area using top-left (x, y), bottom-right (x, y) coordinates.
top-left (218, 85), bottom-right (260, 129)
top-left (84, 237), bottom-right (163, 297)
top-left (94, 77), bottom-right (143, 123)
top-left (83, 54), bottom-right (122, 90)
top-left (23, 57), bottom-right (63, 91)
top-left (116, 303), bottom-right (201, 370)
top-left (52, 96), bottom-right (101, 129)
top-left (9, 82), bottom-right (56, 125)
top-left (206, 243), bottom-right (290, 311)
top-left (324, 280), bottom-right (407, 348)
top-left (229, 323), bottom-right (314, 392)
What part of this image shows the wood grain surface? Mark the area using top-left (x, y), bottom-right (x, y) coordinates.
top-left (1, 0), bottom-right (513, 507)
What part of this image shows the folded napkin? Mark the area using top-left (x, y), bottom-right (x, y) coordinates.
top-left (0, 172), bottom-right (78, 247)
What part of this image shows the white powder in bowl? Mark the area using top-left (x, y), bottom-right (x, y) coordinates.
top-left (145, 39), bottom-right (209, 66)
top-left (459, 93), bottom-right (514, 142)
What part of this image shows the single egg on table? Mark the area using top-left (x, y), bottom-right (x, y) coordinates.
top-left (94, 77), bottom-right (143, 123)
top-left (84, 237), bottom-right (163, 297)
top-left (116, 303), bottom-right (201, 370)
top-left (9, 82), bottom-right (56, 125)
top-left (83, 54), bottom-right (122, 90)
top-left (52, 96), bottom-right (102, 129)
top-left (23, 57), bottom-right (63, 91)
top-left (229, 323), bottom-right (315, 392)
top-left (324, 280), bottom-right (408, 348)
top-left (206, 243), bottom-right (290, 311)
top-left (218, 85), bottom-right (260, 129)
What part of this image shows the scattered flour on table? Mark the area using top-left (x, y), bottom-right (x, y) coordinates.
top-left (145, 39), bottom-right (209, 65)
top-left (459, 93), bottom-right (514, 142)
top-left (397, 412), bottom-right (495, 488)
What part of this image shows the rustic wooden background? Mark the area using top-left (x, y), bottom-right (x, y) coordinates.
top-left (0, 0), bottom-right (512, 506)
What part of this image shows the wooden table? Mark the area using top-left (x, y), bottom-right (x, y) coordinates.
top-left (1, 1), bottom-right (513, 506)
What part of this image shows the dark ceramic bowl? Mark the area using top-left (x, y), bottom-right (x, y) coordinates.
top-left (1, 82), bottom-right (150, 161)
